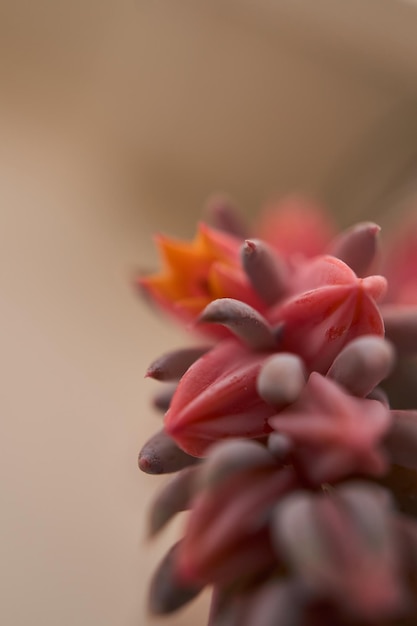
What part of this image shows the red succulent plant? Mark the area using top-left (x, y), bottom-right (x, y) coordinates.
top-left (137, 197), bottom-right (417, 626)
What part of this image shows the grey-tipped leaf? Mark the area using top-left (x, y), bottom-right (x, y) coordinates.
top-left (385, 410), bottom-right (417, 471)
top-left (149, 466), bottom-right (199, 536)
top-left (367, 386), bottom-right (390, 407)
top-left (146, 347), bottom-right (210, 381)
top-left (241, 239), bottom-right (288, 306)
top-left (382, 306), bottom-right (417, 355)
top-left (329, 221), bottom-right (380, 277)
top-left (197, 298), bottom-right (277, 350)
top-left (138, 429), bottom-right (199, 474)
top-left (337, 480), bottom-right (394, 515)
top-left (149, 542), bottom-right (203, 614)
top-left (242, 581), bottom-right (305, 626)
top-left (205, 194), bottom-right (248, 238)
top-left (395, 515), bottom-right (417, 575)
top-left (152, 383), bottom-right (177, 412)
top-left (207, 593), bottom-right (243, 626)
top-left (267, 432), bottom-right (293, 462)
top-left (327, 335), bottom-right (395, 397)
top-left (196, 439), bottom-right (275, 491)
top-left (272, 485), bottom-right (405, 621)
top-left (257, 353), bottom-right (306, 408)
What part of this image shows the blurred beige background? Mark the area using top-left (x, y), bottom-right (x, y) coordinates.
top-left (2, 1), bottom-right (417, 625)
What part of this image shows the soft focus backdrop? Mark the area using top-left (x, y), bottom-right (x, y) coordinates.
top-left (2, 1), bottom-right (417, 625)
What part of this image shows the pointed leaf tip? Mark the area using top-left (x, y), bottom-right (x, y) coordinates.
top-left (241, 239), bottom-right (288, 306)
top-left (198, 298), bottom-right (277, 349)
top-left (149, 542), bottom-right (203, 614)
top-left (205, 194), bottom-right (247, 238)
top-left (329, 221), bottom-right (381, 277)
top-left (243, 239), bottom-right (256, 253)
top-left (242, 239), bottom-right (288, 306)
top-left (152, 383), bottom-right (177, 412)
top-left (149, 466), bottom-right (199, 536)
top-left (146, 347), bottom-right (210, 381)
top-left (138, 429), bottom-right (199, 474)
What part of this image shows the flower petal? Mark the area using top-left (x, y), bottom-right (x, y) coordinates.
top-left (268, 281), bottom-right (384, 372)
top-left (165, 340), bottom-right (275, 456)
top-left (176, 465), bottom-right (295, 585)
top-left (269, 373), bottom-right (391, 450)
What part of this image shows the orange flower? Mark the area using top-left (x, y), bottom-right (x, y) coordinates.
top-left (138, 223), bottom-right (263, 334)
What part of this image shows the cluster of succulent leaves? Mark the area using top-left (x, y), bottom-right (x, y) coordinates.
top-left (138, 197), bottom-right (417, 626)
